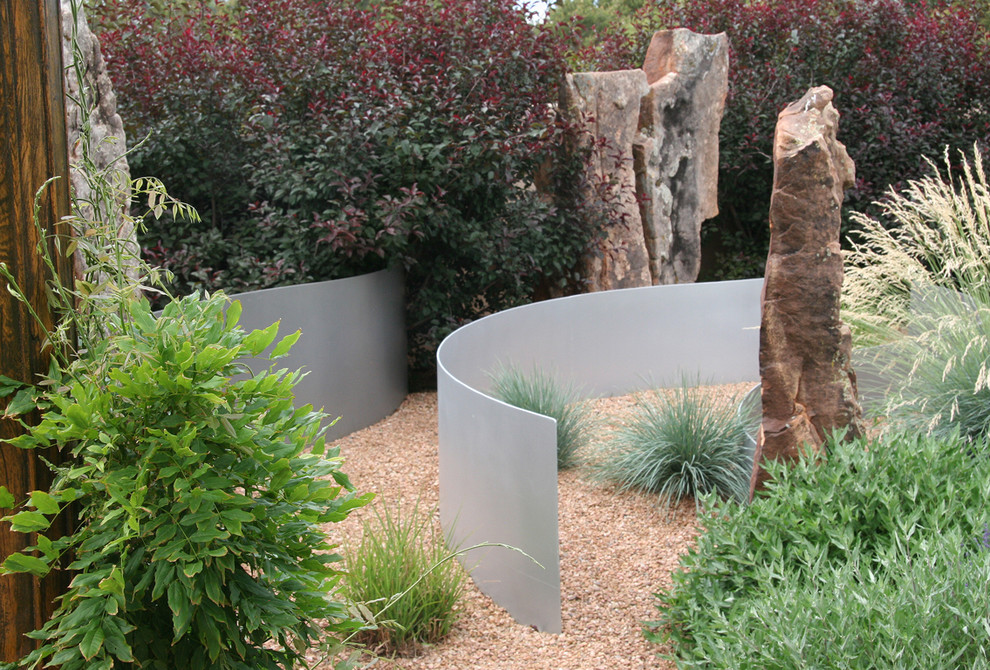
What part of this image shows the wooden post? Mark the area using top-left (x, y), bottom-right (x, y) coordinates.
top-left (0, 0), bottom-right (75, 661)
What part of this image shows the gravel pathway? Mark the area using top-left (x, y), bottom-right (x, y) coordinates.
top-left (319, 383), bottom-right (754, 669)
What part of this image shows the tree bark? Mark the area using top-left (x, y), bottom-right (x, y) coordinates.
top-left (0, 0), bottom-right (74, 661)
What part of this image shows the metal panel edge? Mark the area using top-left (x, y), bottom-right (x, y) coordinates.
top-left (232, 268), bottom-right (407, 438)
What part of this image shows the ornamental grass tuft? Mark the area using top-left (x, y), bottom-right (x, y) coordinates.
top-left (343, 501), bottom-right (464, 657)
top-left (843, 144), bottom-right (990, 345)
top-left (842, 145), bottom-right (990, 440)
top-left (488, 363), bottom-right (597, 469)
top-left (878, 285), bottom-right (990, 441)
top-left (592, 383), bottom-right (751, 514)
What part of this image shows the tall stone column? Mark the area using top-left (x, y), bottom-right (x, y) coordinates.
top-left (751, 86), bottom-right (865, 494)
top-left (635, 28), bottom-right (727, 284)
top-left (558, 28), bottom-right (728, 292)
top-left (561, 69), bottom-right (653, 291)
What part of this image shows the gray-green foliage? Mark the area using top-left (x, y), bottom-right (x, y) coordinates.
top-left (592, 384), bottom-right (751, 514)
top-left (343, 502), bottom-right (464, 656)
top-left (688, 536), bottom-right (990, 669)
top-left (877, 286), bottom-right (990, 441)
top-left (651, 430), bottom-right (990, 668)
top-left (843, 145), bottom-right (990, 344)
top-left (488, 363), bottom-right (597, 469)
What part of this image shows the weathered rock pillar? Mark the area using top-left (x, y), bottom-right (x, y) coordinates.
top-left (559, 28), bottom-right (728, 291)
top-left (61, 0), bottom-right (135, 279)
top-left (635, 28), bottom-right (728, 284)
top-left (561, 69), bottom-right (653, 291)
top-left (751, 86), bottom-right (865, 494)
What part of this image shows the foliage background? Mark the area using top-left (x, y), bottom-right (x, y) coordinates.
top-left (91, 0), bottom-right (614, 379)
top-left (91, 0), bottom-right (990, 375)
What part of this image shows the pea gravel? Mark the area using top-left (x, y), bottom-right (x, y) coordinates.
top-left (317, 383), bottom-right (754, 669)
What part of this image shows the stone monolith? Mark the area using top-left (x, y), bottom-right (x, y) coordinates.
top-left (751, 86), bottom-right (865, 493)
top-left (558, 29), bottom-right (728, 291)
top-left (561, 70), bottom-right (653, 290)
top-left (61, 0), bottom-right (136, 279)
top-left (635, 28), bottom-right (727, 284)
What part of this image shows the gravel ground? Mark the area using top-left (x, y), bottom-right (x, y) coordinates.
top-left (319, 383), bottom-right (754, 669)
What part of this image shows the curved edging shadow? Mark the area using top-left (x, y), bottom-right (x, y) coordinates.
top-left (437, 279), bottom-right (763, 633)
top-left (233, 268), bottom-right (407, 440)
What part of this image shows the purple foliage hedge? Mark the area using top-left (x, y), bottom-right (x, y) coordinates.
top-left (92, 0), bottom-right (614, 372)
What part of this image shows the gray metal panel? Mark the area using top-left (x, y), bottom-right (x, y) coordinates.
top-left (438, 370), bottom-right (561, 632)
top-left (232, 269), bottom-right (407, 439)
top-left (442, 279), bottom-right (761, 398)
top-left (436, 278), bottom-right (762, 633)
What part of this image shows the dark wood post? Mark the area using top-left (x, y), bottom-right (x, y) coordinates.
top-left (0, 0), bottom-right (75, 661)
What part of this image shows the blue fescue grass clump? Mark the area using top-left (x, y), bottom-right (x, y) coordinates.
top-left (488, 363), bottom-right (597, 469)
top-left (591, 384), bottom-right (752, 515)
top-left (650, 429), bottom-right (990, 668)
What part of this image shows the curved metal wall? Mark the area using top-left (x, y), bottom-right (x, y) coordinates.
top-left (232, 268), bottom-right (407, 439)
top-left (437, 278), bottom-right (763, 633)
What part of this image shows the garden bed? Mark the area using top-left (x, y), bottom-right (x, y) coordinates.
top-left (319, 382), bottom-right (754, 669)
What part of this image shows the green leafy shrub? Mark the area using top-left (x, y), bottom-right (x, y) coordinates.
top-left (343, 502), bottom-right (464, 657)
top-left (93, 0), bottom-right (615, 373)
top-left (591, 384), bottom-right (751, 513)
top-left (488, 363), bottom-right (597, 469)
top-left (0, 293), bottom-right (372, 669)
top-left (651, 430), bottom-right (990, 667)
top-left (0, 16), bottom-right (371, 662)
top-left (583, 0), bottom-right (990, 280)
top-left (684, 534), bottom-right (990, 669)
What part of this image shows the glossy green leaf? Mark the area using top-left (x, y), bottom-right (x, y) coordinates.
top-left (226, 299), bottom-right (242, 330)
top-left (242, 321), bottom-right (279, 356)
top-left (98, 567), bottom-right (125, 596)
top-left (29, 490), bottom-right (60, 515)
top-left (4, 388), bottom-right (36, 417)
top-left (0, 374), bottom-right (23, 399)
top-left (168, 582), bottom-right (194, 640)
top-left (270, 329), bottom-right (302, 360)
top-left (270, 467), bottom-right (292, 492)
top-left (129, 300), bottom-right (157, 334)
top-left (101, 620), bottom-right (133, 661)
top-left (65, 404), bottom-right (90, 429)
top-left (4, 510), bottom-right (51, 532)
top-left (182, 561), bottom-right (204, 578)
top-left (2, 552), bottom-right (49, 577)
top-left (288, 482), bottom-right (309, 502)
top-left (79, 622), bottom-right (105, 660)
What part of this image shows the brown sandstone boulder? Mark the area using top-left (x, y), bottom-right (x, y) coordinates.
top-left (751, 86), bottom-right (865, 493)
